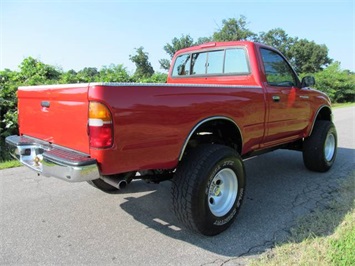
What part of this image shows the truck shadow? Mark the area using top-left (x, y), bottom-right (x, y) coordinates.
top-left (118, 147), bottom-right (354, 257)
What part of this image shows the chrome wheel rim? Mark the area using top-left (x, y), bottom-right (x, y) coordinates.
top-left (324, 133), bottom-right (335, 162)
top-left (208, 168), bottom-right (238, 217)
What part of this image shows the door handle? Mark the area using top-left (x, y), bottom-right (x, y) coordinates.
top-left (41, 101), bottom-right (50, 108)
top-left (272, 95), bottom-right (280, 102)
top-left (299, 95), bottom-right (309, 99)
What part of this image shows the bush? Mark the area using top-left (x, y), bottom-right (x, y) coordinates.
top-left (0, 70), bottom-right (19, 160)
top-left (312, 63), bottom-right (355, 103)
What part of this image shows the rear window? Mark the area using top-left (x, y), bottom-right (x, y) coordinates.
top-left (172, 47), bottom-right (249, 77)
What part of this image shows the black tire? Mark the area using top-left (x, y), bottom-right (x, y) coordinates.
top-left (303, 120), bottom-right (337, 172)
top-left (88, 172), bottom-right (136, 192)
top-left (171, 144), bottom-right (245, 236)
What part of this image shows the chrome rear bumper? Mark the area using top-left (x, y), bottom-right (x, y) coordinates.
top-left (5, 135), bottom-right (100, 182)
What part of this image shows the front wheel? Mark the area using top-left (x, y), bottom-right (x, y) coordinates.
top-left (171, 144), bottom-right (245, 236)
top-left (303, 120), bottom-right (337, 172)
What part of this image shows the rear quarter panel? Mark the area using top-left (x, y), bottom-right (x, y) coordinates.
top-left (89, 83), bottom-right (265, 175)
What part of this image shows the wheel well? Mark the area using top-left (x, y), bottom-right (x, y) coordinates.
top-left (308, 106), bottom-right (332, 137)
top-left (180, 118), bottom-right (242, 160)
top-left (315, 106), bottom-right (332, 122)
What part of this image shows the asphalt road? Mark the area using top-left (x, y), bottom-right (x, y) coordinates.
top-left (1, 107), bottom-right (354, 265)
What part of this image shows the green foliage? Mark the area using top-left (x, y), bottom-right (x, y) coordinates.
top-left (328, 211), bottom-right (355, 266)
top-left (59, 69), bottom-right (80, 84)
top-left (137, 72), bottom-right (167, 83)
top-left (98, 64), bottom-right (132, 82)
top-left (0, 160), bottom-right (21, 170)
top-left (163, 34), bottom-right (195, 59)
top-left (129, 47), bottom-right (154, 79)
top-left (159, 34), bottom-right (195, 70)
top-left (195, 37), bottom-right (213, 45)
top-left (291, 39), bottom-right (332, 73)
top-left (312, 62), bottom-right (355, 103)
top-left (257, 28), bottom-right (295, 59)
top-left (212, 16), bottom-right (257, 41)
top-left (160, 16), bottom-right (333, 75)
top-left (158, 59), bottom-right (171, 71)
top-left (258, 29), bottom-right (332, 73)
top-left (1, 69), bottom-right (20, 160)
top-left (17, 57), bottom-right (61, 85)
top-left (76, 67), bottom-right (99, 82)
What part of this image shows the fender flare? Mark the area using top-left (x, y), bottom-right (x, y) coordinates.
top-left (308, 105), bottom-right (333, 137)
top-left (178, 116), bottom-right (243, 161)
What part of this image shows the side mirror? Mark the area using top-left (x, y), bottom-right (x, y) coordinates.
top-left (301, 76), bottom-right (315, 87)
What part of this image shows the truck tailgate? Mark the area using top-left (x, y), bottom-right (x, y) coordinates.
top-left (17, 84), bottom-right (90, 154)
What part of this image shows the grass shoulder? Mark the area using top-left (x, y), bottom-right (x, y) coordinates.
top-left (250, 171), bottom-right (355, 266)
top-left (332, 102), bottom-right (355, 109)
top-left (0, 160), bottom-right (22, 170)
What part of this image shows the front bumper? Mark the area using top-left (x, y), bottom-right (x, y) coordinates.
top-left (5, 135), bottom-right (100, 182)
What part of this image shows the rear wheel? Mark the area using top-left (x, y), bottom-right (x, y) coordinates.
top-left (171, 144), bottom-right (245, 236)
top-left (303, 120), bottom-right (337, 172)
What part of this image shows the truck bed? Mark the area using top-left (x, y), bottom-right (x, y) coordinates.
top-left (17, 82), bottom-right (266, 175)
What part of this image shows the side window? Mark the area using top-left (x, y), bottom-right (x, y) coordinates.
top-left (172, 54), bottom-right (191, 76)
top-left (225, 48), bottom-right (249, 73)
top-left (260, 48), bottom-right (296, 87)
top-left (206, 50), bottom-right (224, 74)
top-left (171, 47), bottom-right (250, 77)
top-left (191, 52), bottom-right (207, 75)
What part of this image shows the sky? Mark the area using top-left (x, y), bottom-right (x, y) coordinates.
top-left (1, 0), bottom-right (354, 74)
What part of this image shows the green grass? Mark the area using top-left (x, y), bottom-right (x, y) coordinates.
top-left (250, 172), bottom-right (355, 266)
top-left (0, 160), bottom-right (22, 170)
top-left (328, 211), bottom-right (355, 266)
top-left (332, 102), bottom-right (355, 109)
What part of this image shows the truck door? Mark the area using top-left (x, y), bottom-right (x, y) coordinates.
top-left (259, 48), bottom-right (311, 147)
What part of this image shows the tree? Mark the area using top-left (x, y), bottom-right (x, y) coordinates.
top-left (159, 34), bottom-right (195, 70)
top-left (60, 69), bottom-right (79, 84)
top-left (257, 28), bottom-right (295, 59)
top-left (163, 34), bottom-right (195, 59)
top-left (257, 29), bottom-right (332, 74)
top-left (98, 64), bottom-right (131, 82)
top-left (312, 62), bottom-right (355, 103)
top-left (0, 69), bottom-right (19, 160)
top-left (76, 67), bottom-right (99, 82)
top-left (195, 36), bottom-right (213, 45)
top-left (18, 57), bottom-right (61, 85)
top-left (138, 72), bottom-right (168, 83)
top-left (159, 59), bottom-right (171, 71)
top-left (129, 47), bottom-right (154, 79)
top-left (212, 16), bottom-right (256, 42)
top-left (290, 39), bottom-right (332, 73)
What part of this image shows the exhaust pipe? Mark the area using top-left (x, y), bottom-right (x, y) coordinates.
top-left (101, 176), bottom-right (127, 190)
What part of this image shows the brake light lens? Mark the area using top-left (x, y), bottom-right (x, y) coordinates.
top-left (89, 102), bottom-right (113, 148)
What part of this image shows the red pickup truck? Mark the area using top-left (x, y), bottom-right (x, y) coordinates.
top-left (6, 41), bottom-right (337, 235)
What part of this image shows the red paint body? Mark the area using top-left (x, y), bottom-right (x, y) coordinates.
top-left (17, 41), bottom-right (331, 175)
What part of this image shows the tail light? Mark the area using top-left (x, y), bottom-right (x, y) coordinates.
top-left (88, 101), bottom-right (113, 148)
